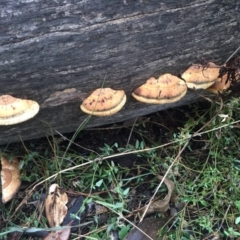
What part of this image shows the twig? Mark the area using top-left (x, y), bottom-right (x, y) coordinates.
top-left (224, 46), bottom-right (240, 65)
top-left (126, 117), bottom-right (138, 148)
top-left (139, 140), bottom-right (189, 222)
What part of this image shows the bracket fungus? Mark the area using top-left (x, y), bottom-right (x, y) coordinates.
top-left (0, 95), bottom-right (40, 125)
top-left (132, 73), bottom-right (187, 104)
top-left (207, 73), bottom-right (230, 94)
top-left (1, 156), bottom-right (21, 203)
top-left (80, 88), bottom-right (126, 116)
top-left (181, 62), bottom-right (220, 89)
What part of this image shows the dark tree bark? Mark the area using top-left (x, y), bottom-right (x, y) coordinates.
top-left (0, 0), bottom-right (239, 145)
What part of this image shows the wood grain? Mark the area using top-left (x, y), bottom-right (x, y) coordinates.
top-left (0, 0), bottom-right (239, 144)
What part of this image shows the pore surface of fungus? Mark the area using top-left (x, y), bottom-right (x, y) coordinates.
top-left (0, 95), bottom-right (40, 125)
top-left (181, 62), bottom-right (220, 89)
top-left (80, 88), bottom-right (126, 116)
top-left (1, 156), bottom-right (21, 203)
top-left (132, 73), bottom-right (187, 104)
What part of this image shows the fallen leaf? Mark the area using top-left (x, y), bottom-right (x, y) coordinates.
top-left (44, 223), bottom-right (72, 240)
top-left (45, 184), bottom-right (68, 227)
top-left (141, 175), bottom-right (174, 216)
top-left (124, 217), bottom-right (172, 240)
top-left (5, 231), bottom-right (23, 240)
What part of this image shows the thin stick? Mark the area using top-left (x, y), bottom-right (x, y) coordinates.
top-left (139, 140), bottom-right (189, 222)
top-left (126, 117), bottom-right (138, 148)
top-left (224, 46), bottom-right (240, 65)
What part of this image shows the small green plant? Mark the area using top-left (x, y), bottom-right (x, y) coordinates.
top-left (2, 92), bottom-right (240, 239)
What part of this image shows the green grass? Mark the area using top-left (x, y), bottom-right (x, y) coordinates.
top-left (1, 94), bottom-right (240, 239)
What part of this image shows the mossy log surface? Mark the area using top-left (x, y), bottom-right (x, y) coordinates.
top-left (0, 0), bottom-right (239, 145)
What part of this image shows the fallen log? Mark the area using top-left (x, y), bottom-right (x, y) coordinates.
top-left (0, 0), bottom-right (239, 145)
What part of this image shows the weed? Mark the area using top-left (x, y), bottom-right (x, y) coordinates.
top-left (1, 91), bottom-right (240, 239)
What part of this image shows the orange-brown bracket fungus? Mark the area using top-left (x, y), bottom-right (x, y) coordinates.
top-left (132, 73), bottom-right (187, 104)
top-left (0, 95), bottom-right (40, 125)
top-left (1, 156), bottom-right (21, 203)
top-left (207, 73), bottom-right (230, 94)
top-left (181, 62), bottom-right (220, 89)
top-left (80, 88), bottom-right (126, 116)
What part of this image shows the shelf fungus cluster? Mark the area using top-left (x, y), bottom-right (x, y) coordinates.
top-left (0, 62), bottom-right (232, 121)
top-left (0, 95), bottom-right (39, 125)
top-left (79, 62), bottom-right (231, 117)
top-left (1, 156), bottom-right (21, 203)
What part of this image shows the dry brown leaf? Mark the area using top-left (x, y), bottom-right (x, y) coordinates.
top-left (45, 184), bottom-right (68, 227)
top-left (124, 217), bottom-right (172, 240)
top-left (141, 175), bottom-right (174, 216)
top-left (5, 231), bottom-right (23, 240)
top-left (44, 223), bottom-right (71, 240)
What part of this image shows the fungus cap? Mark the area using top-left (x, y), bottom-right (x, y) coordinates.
top-left (0, 95), bottom-right (40, 125)
top-left (132, 74), bottom-right (187, 104)
top-left (1, 156), bottom-right (21, 203)
top-left (207, 74), bottom-right (230, 94)
top-left (181, 62), bottom-right (220, 89)
top-left (80, 88), bottom-right (126, 116)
